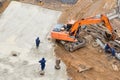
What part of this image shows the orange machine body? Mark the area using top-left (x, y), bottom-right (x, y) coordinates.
top-left (51, 31), bottom-right (76, 42)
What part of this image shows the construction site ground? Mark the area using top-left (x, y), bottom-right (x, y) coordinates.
top-left (0, 0), bottom-right (120, 80)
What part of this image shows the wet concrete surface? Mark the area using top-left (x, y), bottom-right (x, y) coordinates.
top-left (0, 1), bottom-right (68, 80)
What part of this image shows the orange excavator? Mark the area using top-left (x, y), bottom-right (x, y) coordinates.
top-left (51, 14), bottom-right (117, 52)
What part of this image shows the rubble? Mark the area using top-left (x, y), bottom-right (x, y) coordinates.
top-left (112, 63), bottom-right (119, 71)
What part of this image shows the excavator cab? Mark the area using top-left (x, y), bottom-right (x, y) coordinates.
top-left (66, 24), bottom-right (73, 31)
top-left (53, 24), bottom-right (73, 32)
top-left (53, 24), bottom-right (65, 32)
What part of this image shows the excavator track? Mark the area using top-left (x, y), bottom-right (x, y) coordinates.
top-left (63, 38), bottom-right (86, 52)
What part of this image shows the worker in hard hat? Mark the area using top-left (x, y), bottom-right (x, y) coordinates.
top-left (35, 37), bottom-right (40, 48)
top-left (39, 58), bottom-right (46, 71)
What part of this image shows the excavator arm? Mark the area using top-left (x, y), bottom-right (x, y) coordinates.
top-left (51, 14), bottom-right (115, 43)
top-left (101, 14), bottom-right (113, 33)
top-left (69, 14), bottom-right (114, 38)
top-left (69, 18), bottom-right (102, 36)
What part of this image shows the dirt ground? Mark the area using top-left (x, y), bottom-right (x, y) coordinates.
top-left (0, 1), bottom-right (9, 13)
top-left (0, 0), bottom-right (120, 80)
top-left (55, 0), bottom-right (120, 80)
top-left (58, 0), bottom-right (117, 23)
top-left (55, 41), bottom-right (120, 80)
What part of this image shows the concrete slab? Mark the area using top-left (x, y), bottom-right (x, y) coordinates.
top-left (0, 1), bottom-right (68, 80)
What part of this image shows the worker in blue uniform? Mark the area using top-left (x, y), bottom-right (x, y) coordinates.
top-left (39, 58), bottom-right (46, 71)
top-left (104, 43), bottom-right (116, 56)
top-left (110, 48), bottom-right (116, 56)
top-left (104, 44), bottom-right (111, 53)
top-left (35, 37), bottom-right (40, 48)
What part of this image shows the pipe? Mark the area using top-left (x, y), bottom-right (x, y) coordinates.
top-left (95, 38), bottom-right (105, 49)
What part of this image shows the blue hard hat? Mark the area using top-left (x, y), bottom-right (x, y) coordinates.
top-left (42, 57), bottom-right (45, 60)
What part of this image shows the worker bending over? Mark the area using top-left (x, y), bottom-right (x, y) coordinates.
top-left (104, 43), bottom-right (116, 56)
